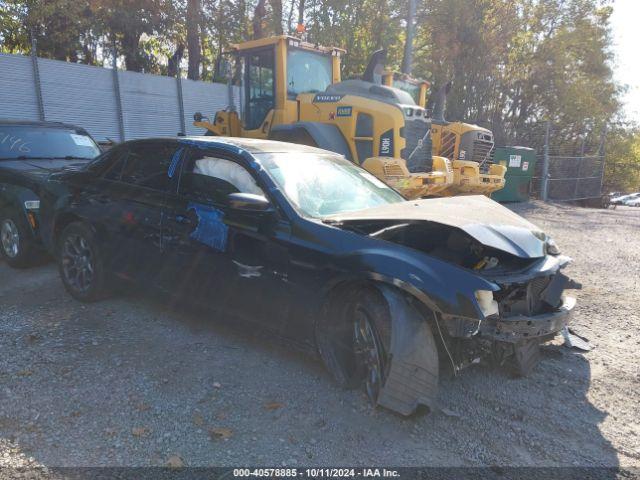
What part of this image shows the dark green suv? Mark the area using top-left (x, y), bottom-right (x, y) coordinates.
top-left (0, 120), bottom-right (100, 267)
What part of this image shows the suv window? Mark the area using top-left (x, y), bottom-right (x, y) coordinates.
top-left (179, 149), bottom-right (264, 205)
top-left (119, 142), bottom-right (178, 191)
top-left (100, 146), bottom-right (128, 181)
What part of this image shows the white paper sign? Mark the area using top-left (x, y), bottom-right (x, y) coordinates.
top-left (522, 161), bottom-right (529, 171)
top-left (70, 134), bottom-right (95, 147)
top-left (508, 155), bottom-right (522, 168)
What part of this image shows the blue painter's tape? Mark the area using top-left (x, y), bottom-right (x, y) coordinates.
top-left (168, 147), bottom-right (184, 178)
top-left (188, 202), bottom-right (228, 252)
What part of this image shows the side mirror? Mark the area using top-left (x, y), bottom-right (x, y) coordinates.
top-left (227, 192), bottom-right (272, 212)
top-left (194, 112), bottom-right (208, 122)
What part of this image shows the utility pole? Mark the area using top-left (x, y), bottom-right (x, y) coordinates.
top-left (401, 0), bottom-right (416, 75)
top-left (30, 30), bottom-right (45, 121)
top-left (111, 42), bottom-right (126, 142)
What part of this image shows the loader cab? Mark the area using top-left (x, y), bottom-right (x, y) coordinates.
top-left (230, 36), bottom-right (344, 137)
top-left (381, 72), bottom-right (429, 109)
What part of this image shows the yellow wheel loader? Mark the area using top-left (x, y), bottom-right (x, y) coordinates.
top-left (381, 72), bottom-right (506, 195)
top-left (194, 36), bottom-right (457, 198)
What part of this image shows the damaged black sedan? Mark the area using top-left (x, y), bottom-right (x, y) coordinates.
top-left (39, 137), bottom-right (580, 416)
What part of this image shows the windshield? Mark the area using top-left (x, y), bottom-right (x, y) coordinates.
top-left (287, 49), bottom-right (333, 98)
top-left (393, 79), bottom-right (421, 104)
top-left (0, 126), bottom-right (100, 160)
top-left (256, 152), bottom-right (404, 218)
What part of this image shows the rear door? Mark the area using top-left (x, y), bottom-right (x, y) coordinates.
top-left (87, 140), bottom-right (180, 284)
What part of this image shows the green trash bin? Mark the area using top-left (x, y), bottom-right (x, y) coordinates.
top-left (491, 146), bottom-right (537, 202)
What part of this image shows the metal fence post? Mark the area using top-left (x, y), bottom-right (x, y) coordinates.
top-left (30, 33), bottom-right (45, 121)
top-left (541, 121), bottom-right (551, 201)
top-left (598, 125), bottom-right (607, 195)
top-left (176, 67), bottom-right (186, 136)
top-left (111, 44), bottom-right (126, 142)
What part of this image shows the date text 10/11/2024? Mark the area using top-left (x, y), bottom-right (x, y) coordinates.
top-left (232, 468), bottom-right (401, 478)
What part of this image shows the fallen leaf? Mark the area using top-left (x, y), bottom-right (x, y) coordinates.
top-left (209, 427), bottom-right (233, 440)
top-left (132, 426), bottom-right (150, 437)
top-left (166, 454), bottom-right (184, 468)
top-left (135, 402), bottom-right (151, 412)
top-left (265, 402), bottom-right (284, 411)
top-left (193, 413), bottom-right (205, 426)
top-left (213, 382), bottom-right (222, 389)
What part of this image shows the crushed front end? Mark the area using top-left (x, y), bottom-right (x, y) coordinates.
top-left (444, 255), bottom-right (582, 375)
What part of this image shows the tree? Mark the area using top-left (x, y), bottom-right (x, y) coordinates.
top-left (186, 0), bottom-right (202, 79)
top-left (89, 0), bottom-right (176, 72)
top-left (401, 0), bottom-right (415, 74)
top-left (605, 127), bottom-right (640, 192)
top-left (252, 0), bottom-right (267, 38)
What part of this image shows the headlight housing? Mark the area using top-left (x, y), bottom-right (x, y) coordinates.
top-left (474, 290), bottom-right (499, 318)
top-left (545, 237), bottom-right (561, 255)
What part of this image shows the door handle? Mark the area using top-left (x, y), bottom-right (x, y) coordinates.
top-left (175, 214), bottom-right (192, 225)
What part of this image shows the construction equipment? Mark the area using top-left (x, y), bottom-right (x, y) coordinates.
top-left (194, 36), bottom-right (457, 198)
top-left (381, 72), bottom-right (506, 195)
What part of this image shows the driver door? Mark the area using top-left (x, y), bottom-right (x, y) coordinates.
top-left (241, 48), bottom-right (275, 137)
top-left (161, 147), bottom-right (293, 333)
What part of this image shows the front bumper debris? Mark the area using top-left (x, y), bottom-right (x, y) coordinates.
top-left (479, 296), bottom-right (575, 342)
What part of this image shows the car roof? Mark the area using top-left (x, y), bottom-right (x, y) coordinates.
top-left (124, 136), bottom-right (337, 156)
top-left (0, 119), bottom-right (87, 131)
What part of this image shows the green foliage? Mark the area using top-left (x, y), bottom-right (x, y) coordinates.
top-left (605, 128), bottom-right (640, 191)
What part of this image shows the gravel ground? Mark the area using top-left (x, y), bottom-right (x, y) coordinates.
top-left (0, 201), bottom-right (639, 469)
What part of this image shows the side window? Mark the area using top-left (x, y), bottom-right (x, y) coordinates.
top-left (179, 149), bottom-right (264, 205)
top-left (119, 142), bottom-right (178, 191)
top-left (101, 147), bottom-right (128, 181)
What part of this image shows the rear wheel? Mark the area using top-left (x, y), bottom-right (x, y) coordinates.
top-left (57, 222), bottom-right (108, 302)
top-left (0, 213), bottom-right (38, 268)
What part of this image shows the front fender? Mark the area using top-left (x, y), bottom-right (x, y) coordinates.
top-left (328, 247), bottom-right (497, 320)
top-left (0, 183), bottom-right (40, 236)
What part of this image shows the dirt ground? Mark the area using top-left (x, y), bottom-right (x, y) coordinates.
top-left (0, 201), bottom-right (639, 469)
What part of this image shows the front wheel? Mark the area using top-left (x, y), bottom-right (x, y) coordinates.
top-left (57, 222), bottom-right (108, 302)
top-left (349, 289), bottom-right (392, 405)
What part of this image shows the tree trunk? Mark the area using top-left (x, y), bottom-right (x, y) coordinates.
top-left (168, 44), bottom-right (185, 77)
top-left (186, 0), bottom-right (202, 80)
top-left (401, 0), bottom-right (416, 75)
top-left (271, 0), bottom-right (283, 35)
top-left (121, 30), bottom-right (143, 72)
top-left (297, 0), bottom-right (305, 27)
top-left (252, 0), bottom-right (267, 39)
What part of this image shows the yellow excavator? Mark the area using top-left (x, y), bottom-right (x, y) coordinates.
top-left (381, 71), bottom-right (506, 195)
top-left (193, 35), bottom-right (500, 198)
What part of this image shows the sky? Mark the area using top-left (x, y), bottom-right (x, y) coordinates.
top-left (611, 0), bottom-right (640, 123)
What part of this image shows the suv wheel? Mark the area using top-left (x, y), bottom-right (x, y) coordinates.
top-left (0, 213), bottom-right (36, 268)
top-left (57, 222), bottom-right (108, 302)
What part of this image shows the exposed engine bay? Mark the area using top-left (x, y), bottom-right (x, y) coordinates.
top-left (334, 219), bottom-right (537, 273)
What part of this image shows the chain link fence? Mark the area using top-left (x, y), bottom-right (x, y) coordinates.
top-left (510, 121), bottom-right (606, 202)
